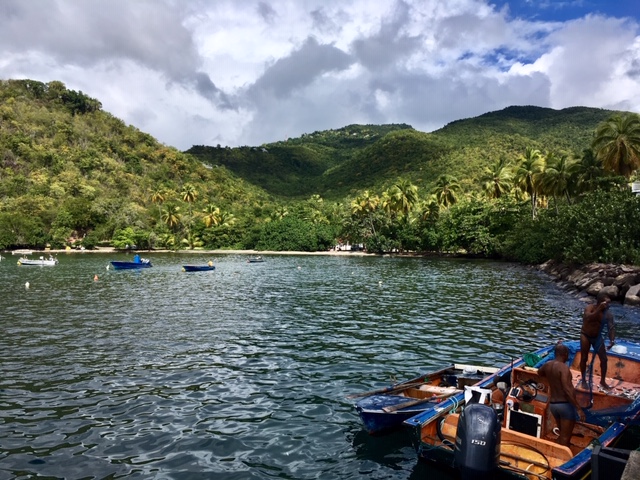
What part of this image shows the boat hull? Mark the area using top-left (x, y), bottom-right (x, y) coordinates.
top-left (110, 261), bottom-right (152, 270)
top-left (354, 364), bottom-right (498, 435)
top-left (17, 257), bottom-right (58, 266)
top-left (357, 394), bottom-right (436, 434)
top-left (182, 265), bottom-right (215, 272)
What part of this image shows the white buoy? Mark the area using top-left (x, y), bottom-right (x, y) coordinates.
top-left (25, 281), bottom-right (30, 289)
top-left (106, 264), bottom-right (110, 270)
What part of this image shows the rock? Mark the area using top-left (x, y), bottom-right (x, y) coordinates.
top-left (613, 272), bottom-right (639, 288)
top-left (538, 261), bottom-right (640, 305)
top-left (625, 284), bottom-right (640, 306)
top-left (586, 281), bottom-right (604, 296)
top-left (601, 277), bottom-right (615, 286)
top-left (599, 285), bottom-right (619, 300)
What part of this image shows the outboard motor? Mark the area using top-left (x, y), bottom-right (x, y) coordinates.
top-left (454, 387), bottom-right (501, 480)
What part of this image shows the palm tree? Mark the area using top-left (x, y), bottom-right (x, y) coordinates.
top-left (150, 187), bottom-right (165, 219)
top-left (389, 179), bottom-right (419, 217)
top-left (202, 204), bottom-right (221, 228)
top-left (217, 211), bottom-right (236, 228)
top-left (181, 183), bottom-right (198, 215)
top-left (514, 147), bottom-right (545, 218)
top-left (158, 233), bottom-right (176, 249)
top-left (351, 190), bottom-right (380, 216)
top-left (540, 152), bottom-right (578, 212)
top-left (351, 190), bottom-right (380, 239)
top-left (481, 156), bottom-right (513, 199)
top-left (161, 204), bottom-right (181, 230)
top-left (592, 114), bottom-right (640, 179)
top-left (417, 196), bottom-right (440, 224)
top-left (574, 148), bottom-right (605, 193)
top-left (181, 231), bottom-right (203, 250)
top-left (431, 174), bottom-right (461, 208)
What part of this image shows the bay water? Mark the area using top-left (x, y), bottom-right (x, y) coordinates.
top-left (1, 253), bottom-right (639, 479)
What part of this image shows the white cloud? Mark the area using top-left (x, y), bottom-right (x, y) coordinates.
top-left (0, 0), bottom-right (638, 149)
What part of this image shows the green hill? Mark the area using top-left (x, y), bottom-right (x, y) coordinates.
top-left (187, 105), bottom-right (620, 198)
top-left (0, 77), bottom-right (631, 251)
top-left (0, 79), bottom-right (271, 249)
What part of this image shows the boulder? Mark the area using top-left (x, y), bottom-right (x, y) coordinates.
top-left (613, 272), bottom-right (640, 288)
top-left (599, 285), bottom-right (619, 301)
top-left (585, 281), bottom-right (602, 296)
top-left (625, 284), bottom-right (640, 306)
top-left (601, 277), bottom-right (615, 286)
top-left (567, 269), bottom-right (587, 285)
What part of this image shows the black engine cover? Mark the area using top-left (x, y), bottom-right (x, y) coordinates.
top-left (454, 403), bottom-right (501, 480)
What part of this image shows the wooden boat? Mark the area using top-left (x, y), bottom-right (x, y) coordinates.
top-left (17, 255), bottom-right (58, 266)
top-left (350, 364), bottom-right (499, 435)
top-left (182, 262), bottom-right (215, 272)
top-left (404, 339), bottom-right (640, 480)
top-left (110, 254), bottom-right (152, 270)
top-left (247, 256), bottom-right (264, 263)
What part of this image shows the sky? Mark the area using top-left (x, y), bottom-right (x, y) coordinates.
top-left (1, 0), bottom-right (639, 151)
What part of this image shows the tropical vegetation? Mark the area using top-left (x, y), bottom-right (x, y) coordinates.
top-left (2, 78), bottom-right (640, 266)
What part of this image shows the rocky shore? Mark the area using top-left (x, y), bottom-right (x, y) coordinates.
top-left (538, 260), bottom-right (640, 306)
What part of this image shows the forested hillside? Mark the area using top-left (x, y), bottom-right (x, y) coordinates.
top-left (187, 105), bottom-right (618, 198)
top-left (0, 79), bottom-right (273, 250)
top-left (2, 77), bottom-right (639, 267)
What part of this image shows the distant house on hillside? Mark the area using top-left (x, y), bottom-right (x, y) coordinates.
top-left (632, 182), bottom-right (640, 195)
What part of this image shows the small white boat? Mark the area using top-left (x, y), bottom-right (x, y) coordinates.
top-left (12, 249), bottom-right (34, 255)
top-left (17, 255), bottom-right (58, 266)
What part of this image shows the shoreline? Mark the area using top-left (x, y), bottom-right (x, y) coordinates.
top-left (3, 247), bottom-right (378, 257)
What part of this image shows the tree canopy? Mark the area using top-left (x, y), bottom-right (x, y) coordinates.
top-left (2, 78), bottom-right (640, 267)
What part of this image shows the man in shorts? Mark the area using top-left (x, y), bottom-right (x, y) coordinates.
top-left (539, 343), bottom-right (585, 446)
top-left (580, 295), bottom-right (615, 389)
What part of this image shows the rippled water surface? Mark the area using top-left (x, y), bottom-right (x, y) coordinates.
top-left (1, 253), bottom-right (639, 479)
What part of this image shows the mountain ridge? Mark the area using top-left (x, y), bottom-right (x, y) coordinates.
top-left (187, 105), bottom-right (621, 199)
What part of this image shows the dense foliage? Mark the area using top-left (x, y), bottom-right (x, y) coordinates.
top-left (2, 78), bottom-right (640, 268)
top-left (0, 79), bottom-right (274, 251)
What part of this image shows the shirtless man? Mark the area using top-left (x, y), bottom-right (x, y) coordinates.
top-left (579, 295), bottom-right (615, 389)
top-left (539, 343), bottom-right (585, 446)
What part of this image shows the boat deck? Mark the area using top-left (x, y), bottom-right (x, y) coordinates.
top-left (572, 369), bottom-right (640, 401)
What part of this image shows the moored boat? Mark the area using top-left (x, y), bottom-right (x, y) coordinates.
top-left (12, 249), bottom-right (34, 256)
top-left (110, 254), bottom-right (152, 270)
top-left (404, 339), bottom-right (640, 480)
top-left (247, 256), bottom-right (264, 263)
top-left (182, 262), bottom-right (215, 272)
top-left (17, 255), bottom-right (58, 266)
top-left (350, 363), bottom-right (499, 435)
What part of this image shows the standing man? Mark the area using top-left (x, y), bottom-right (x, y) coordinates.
top-left (539, 343), bottom-right (586, 446)
top-left (579, 294), bottom-right (615, 390)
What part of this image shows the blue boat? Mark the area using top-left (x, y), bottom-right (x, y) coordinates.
top-left (182, 263), bottom-right (215, 272)
top-left (110, 254), bottom-right (152, 270)
top-left (404, 339), bottom-right (640, 480)
top-left (350, 363), bottom-right (499, 435)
